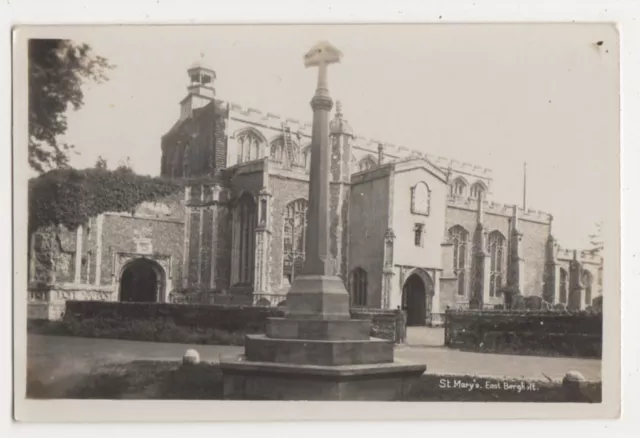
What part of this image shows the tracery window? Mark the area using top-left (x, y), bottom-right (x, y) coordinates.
top-left (358, 155), bottom-right (377, 172)
top-left (487, 231), bottom-right (506, 297)
top-left (450, 177), bottom-right (467, 197)
top-left (302, 145), bottom-right (311, 172)
top-left (182, 143), bottom-right (190, 178)
top-left (582, 270), bottom-right (593, 307)
top-left (411, 181), bottom-right (431, 216)
top-left (449, 225), bottom-right (469, 297)
top-left (283, 199), bottom-right (308, 284)
top-left (236, 129), bottom-right (265, 164)
top-left (270, 136), bottom-right (303, 167)
top-left (559, 268), bottom-right (568, 304)
top-left (470, 182), bottom-right (485, 199)
top-left (349, 268), bottom-right (368, 307)
top-left (233, 194), bottom-right (257, 285)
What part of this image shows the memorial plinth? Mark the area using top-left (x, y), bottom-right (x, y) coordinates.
top-left (219, 41), bottom-right (426, 401)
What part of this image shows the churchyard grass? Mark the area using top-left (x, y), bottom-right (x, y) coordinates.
top-left (26, 359), bottom-right (601, 402)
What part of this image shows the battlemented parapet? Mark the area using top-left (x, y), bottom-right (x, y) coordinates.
top-left (446, 195), bottom-right (552, 224)
top-left (556, 247), bottom-right (603, 265)
top-left (228, 101), bottom-right (314, 139)
top-left (224, 100), bottom-right (494, 193)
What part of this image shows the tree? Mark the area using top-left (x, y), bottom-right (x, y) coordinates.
top-left (116, 156), bottom-right (133, 172)
top-left (94, 156), bottom-right (108, 170)
top-left (588, 221), bottom-right (604, 255)
top-left (29, 39), bottom-right (114, 173)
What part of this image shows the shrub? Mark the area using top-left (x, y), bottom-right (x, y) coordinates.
top-left (58, 301), bottom-right (403, 345)
top-left (444, 309), bottom-right (602, 358)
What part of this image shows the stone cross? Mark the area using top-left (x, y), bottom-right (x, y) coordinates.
top-left (304, 41), bottom-right (343, 97)
top-left (299, 41), bottom-right (342, 277)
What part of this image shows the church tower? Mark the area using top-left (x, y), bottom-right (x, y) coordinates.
top-left (180, 60), bottom-right (217, 121)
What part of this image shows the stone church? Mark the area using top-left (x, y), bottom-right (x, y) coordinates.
top-left (27, 61), bottom-right (604, 323)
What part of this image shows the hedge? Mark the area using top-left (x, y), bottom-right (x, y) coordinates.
top-left (57, 301), bottom-right (403, 345)
top-left (444, 309), bottom-right (602, 358)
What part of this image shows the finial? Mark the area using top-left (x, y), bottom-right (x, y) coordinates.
top-left (336, 100), bottom-right (343, 117)
top-left (378, 143), bottom-right (384, 165)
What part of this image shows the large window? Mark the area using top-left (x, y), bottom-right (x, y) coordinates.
top-left (449, 225), bottom-right (469, 297)
top-left (487, 231), bottom-right (506, 297)
top-left (270, 136), bottom-right (303, 167)
top-left (236, 129), bottom-right (265, 164)
top-left (582, 270), bottom-right (593, 307)
top-left (470, 182), bottom-right (485, 199)
top-left (450, 177), bottom-right (467, 197)
top-left (358, 155), bottom-right (377, 172)
top-left (283, 199), bottom-right (308, 285)
top-left (182, 143), bottom-right (190, 177)
top-left (349, 267), bottom-right (368, 307)
top-left (559, 268), bottom-right (568, 304)
top-left (411, 182), bottom-right (431, 216)
top-left (233, 194), bottom-right (257, 285)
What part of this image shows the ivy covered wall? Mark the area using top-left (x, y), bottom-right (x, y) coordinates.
top-left (28, 167), bottom-right (185, 287)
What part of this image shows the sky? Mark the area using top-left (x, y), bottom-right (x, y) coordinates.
top-left (51, 24), bottom-right (618, 250)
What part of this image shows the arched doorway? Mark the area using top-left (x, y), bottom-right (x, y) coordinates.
top-left (119, 258), bottom-right (165, 303)
top-left (402, 271), bottom-right (434, 326)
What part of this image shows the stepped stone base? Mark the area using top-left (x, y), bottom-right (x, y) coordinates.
top-left (285, 275), bottom-right (351, 320)
top-left (245, 334), bottom-right (394, 366)
top-left (220, 355), bottom-right (426, 401)
top-left (218, 273), bottom-right (427, 400)
top-left (266, 317), bottom-right (371, 340)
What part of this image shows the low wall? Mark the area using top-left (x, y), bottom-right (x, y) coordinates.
top-left (444, 309), bottom-right (602, 358)
top-left (56, 301), bottom-right (404, 345)
top-left (351, 307), bottom-right (404, 342)
top-left (28, 283), bottom-right (117, 321)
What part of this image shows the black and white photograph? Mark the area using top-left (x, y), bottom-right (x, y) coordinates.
top-left (11, 21), bottom-right (622, 421)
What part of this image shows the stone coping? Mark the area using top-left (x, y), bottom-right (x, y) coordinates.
top-left (28, 283), bottom-right (114, 292)
top-left (219, 354), bottom-right (426, 378)
top-left (246, 334), bottom-right (390, 345)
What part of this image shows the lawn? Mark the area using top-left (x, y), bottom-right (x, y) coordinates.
top-left (26, 360), bottom-right (601, 402)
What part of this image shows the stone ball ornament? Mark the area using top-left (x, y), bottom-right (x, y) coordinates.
top-left (183, 348), bottom-right (200, 365)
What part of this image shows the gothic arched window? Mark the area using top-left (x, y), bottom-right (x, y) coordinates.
top-left (270, 136), bottom-right (303, 167)
top-left (450, 177), bottom-right (467, 197)
top-left (358, 155), bottom-right (377, 172)
top-left (349, 268), bottom-right (368, 307)
top-left (302, 145), bottom-right (311, 172)
top-left (487, 231), bottom-right (506, 297)
top-left (582, 270), bottom-right (593, 307)
top-left (448, 225), bottom-right (469, 297)
top-left (470, 182), bottom-right (486, 199)
top-left (411, 181), bottom-right (431, 216)
top-left (283, 199), bottom-right (308, 285)
top-left (182, 143), bottom-right (190, 178)
top-left (232, 193), bottom-right (257, 286)
top-left (559, 268), bottom-right (568, 304)
top-left (171, 145), bottom-right (183, 178)
top-left (236, 129), bottom-right (265, 164)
